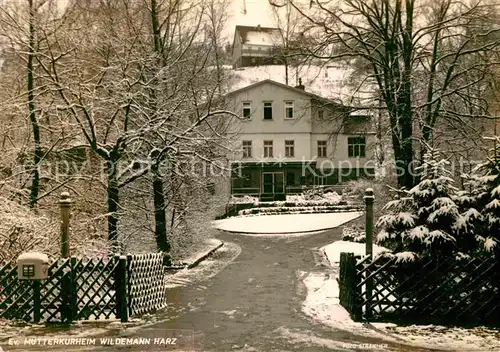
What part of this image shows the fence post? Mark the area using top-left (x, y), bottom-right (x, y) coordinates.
top-left (70, 257), bottom-right (77, 321)
top-left (364, 188), bottom-right (375, 320)
top-left (33, 280), bottom-right (41, 323)
top-left (115, 255), bottom-right (128, 323)
top-left (60, 259), bottom-right (73, 323)
top-left (353, 255), bottom-right (362, 321)
top-left (364, 188), bottom-right (374, 257)
top-left (127, 254), bottom-right (133, 317)
top-left (60, 192), bottom-right (72, 258)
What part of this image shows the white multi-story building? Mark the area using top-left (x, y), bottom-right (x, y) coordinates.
top-left (223, 79), bottom-right (376, 201)
top-left (232, 25), bottom-right (282, 69)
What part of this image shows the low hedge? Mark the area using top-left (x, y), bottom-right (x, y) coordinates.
top-left (217, 200), bottom-right (354, 219)
top-left (238, 205), bottom-right (362, 216)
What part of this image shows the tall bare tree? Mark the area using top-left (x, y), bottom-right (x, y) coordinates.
top-left (278, 0), bottom-right (500, 189)
top-left (204, 0), bottom-right (231, 94)
top-left (28, 0), bottom-right (234, 252)
top-left (0, 0), bottom-right (65, 207)
top-left (270, 0), bottom-right (303, 85)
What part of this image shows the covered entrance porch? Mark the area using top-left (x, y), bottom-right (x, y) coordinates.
top-left (230, 161), bottom-right (317, 201)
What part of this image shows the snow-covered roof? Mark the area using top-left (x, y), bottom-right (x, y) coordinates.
top-left (227, 79), bottom-right (345, 107)
top-left (228, 65), bottom-right (376, 106)
top-left (234, 25), bottom-right (281, 46)
top-left (17, 252), bottom-right (49, 263)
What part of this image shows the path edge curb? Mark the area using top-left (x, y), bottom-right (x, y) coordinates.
top-left (187, 240), bottom-right (224, 269)
top-left (165, 239), bottom-right (224, 270)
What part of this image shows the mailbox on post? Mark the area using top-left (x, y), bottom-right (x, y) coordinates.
top-left (17, 252), bottom-right (49, 280)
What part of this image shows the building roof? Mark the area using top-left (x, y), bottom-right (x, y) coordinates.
top-left (234, 25), bottom-right (281, 47)
top-left (226, 79), bottom-right (345, 107)
top-left (343, 115), bottom-right (374, 134)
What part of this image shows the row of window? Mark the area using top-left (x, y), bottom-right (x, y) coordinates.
top-left (241, 137), bottom-right (366, 158)
top-left (242, 101), bottom-right (294, 120)
top-left (242, 101), bottom-right (333, 120)
top-left (242, 45), bottom-right (269, 51)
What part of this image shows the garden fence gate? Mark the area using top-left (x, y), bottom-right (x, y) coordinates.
top-left (0, 253), bottom-right (166, 323)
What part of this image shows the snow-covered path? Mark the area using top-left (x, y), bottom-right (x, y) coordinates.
top-left (129, 229), bottom-right (427, 352)
top-left (52, 228), bottom-right (444, 352)
top-left (20, 219), bottom-right (498, 352)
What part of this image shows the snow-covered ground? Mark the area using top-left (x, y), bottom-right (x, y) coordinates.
top-left (322, 240), bottom-right (390, 263)
top-left (212, 212), bottom-right (362, 234)
top-left (177, 238), bottom-right (223, 265)
top-left (165, 241), bottom-right (242, 289)
top-left (220, 230), bottom-right (329, 238)
top-left (301, 241), bottom-right (500, 351)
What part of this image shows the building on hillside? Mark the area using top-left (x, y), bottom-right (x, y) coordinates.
top-left (223, 79), bottom-right (376, 201)
top-left (232, 25), bottom-right (282, 69)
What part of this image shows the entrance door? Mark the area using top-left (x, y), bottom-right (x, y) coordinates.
top-left (263, 173), bottom-right (274, 193)
top-left (262, 172), bottom-right (284, 194)
top-left (274, 173), bottom-right (284, 193)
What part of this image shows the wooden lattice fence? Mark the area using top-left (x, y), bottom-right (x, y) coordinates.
top-left (338, 252), bottom-right (361, 321)
top-left (339, 252), bottom-right (500, 325)
top-left (127, 253), bottom-right (166, 316)
top-left (0, 253), bottom-right (166, 323)
top-left (0, 259), bottom-right (73, 322)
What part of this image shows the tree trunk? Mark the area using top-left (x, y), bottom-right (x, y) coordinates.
top-left (285, 59), bottom-right (289, 86)
top-left (212, 33), bottom-right (222, 95)
top-left (399, 87), bottom-right (415, 190)
top-left (170, 207), bottom-right (176, 230)
top-left (150, 0), bottom-right (162, 56)
top-left (152, 168), bottom-right (169, 253)
top-left (376, 95), bottom-right (385, 166)
top-left (28, 0), bottom-right (41, 208)
top-left (149, 0), bottom-right (171, 254)
top-left (107, 161), bottom-right (119, 249)
top-left (388, 104), bottom-right (414, 190)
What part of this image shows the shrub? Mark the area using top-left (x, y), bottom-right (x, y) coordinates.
top-left (238, 204), bottom-right (361, 216)
top-left (229, 195), bottom-right (259, 204)
top-left (342, 225), bottom-right (366, 243)
top-left (342, 177), bottom-right (394, 232)
top-left (0, 196), bottom-right (109, 262)
top-left (286, 192), bottom-right (342, 204)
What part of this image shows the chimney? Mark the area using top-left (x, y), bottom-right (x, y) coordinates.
top-left (295, 77), bottom-right (305, 90)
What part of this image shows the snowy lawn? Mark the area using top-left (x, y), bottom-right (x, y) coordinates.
top-left (211, 212), bottom-right (362, 234)
top-left (322, 240), bottom-right (390, 263)
top-left (300, 240), bottom-right (500, 351)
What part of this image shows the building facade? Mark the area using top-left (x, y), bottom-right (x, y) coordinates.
top-left (232, 25), bottom-right (282, 69)
top-left (224, 80), bottom-right (376, 201)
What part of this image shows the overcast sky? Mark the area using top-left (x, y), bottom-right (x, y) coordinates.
top-left (224, 0), bottom-right (276, 40)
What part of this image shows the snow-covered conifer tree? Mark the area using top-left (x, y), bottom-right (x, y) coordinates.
top-left (377, 149), bottom-right (470, 258)
top-left (457, 137), bottom-right (500, 256)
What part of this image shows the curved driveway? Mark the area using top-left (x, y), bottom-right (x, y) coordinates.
top-left (30, 227), bottom-right (448, 352)
top-left (111, 228), bottom-right (439, 352)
